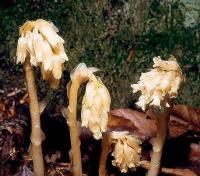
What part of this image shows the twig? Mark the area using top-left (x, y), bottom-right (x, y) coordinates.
top-left (7, 88), bottom-right (26, 97)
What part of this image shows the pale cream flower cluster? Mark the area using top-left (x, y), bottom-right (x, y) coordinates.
top-left (16, 19), bottom-right (68, 88)
top-left (131, 56), bottom-right (183, 111)
top-left (111, 131), bottom-right (141, 173)
top-left (81, 74), bottom-right (111, 139)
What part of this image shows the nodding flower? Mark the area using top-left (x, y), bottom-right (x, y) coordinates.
top-left (70, 62), bottom-right (99, 82)
top-left (16, 19), bottom-right (68, 88)
top-left (81, 74), bottom-right (111, 139)
top-left (111, 131), bottom-right (141, 173)
top-left (131, 56), bottom-right (184, 111)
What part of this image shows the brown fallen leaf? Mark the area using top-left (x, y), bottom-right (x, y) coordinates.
top-left (173, 105), bottom-right (200, 129)
top-left (140, 160), bottom-right (197, 176)
top-left (147, 105), bottom-right (200, 138)
top-left (167, 105), bottom-right (200, 138)
top-left (168, 115), bottom-right (192, 138)
top-left (108, 109), bottom-right (157, 140)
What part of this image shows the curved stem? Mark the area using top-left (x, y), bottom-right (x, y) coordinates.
top-left (147, 108), bottom-right (171, 176)
top-left (99, 133), bottom-right (112, 176)
top-left (23, 59), bottom-right (44, 176)
top-left (67, 79), bottom-right (82, 176)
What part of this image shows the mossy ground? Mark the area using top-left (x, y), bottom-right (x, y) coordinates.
top-left (0, 0), bottom-right (200, 108)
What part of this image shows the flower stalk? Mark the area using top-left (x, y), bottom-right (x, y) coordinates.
top-left (131, 56), bottom-right (184, 176)
top-left (17, 19), bottom-right (68, 176)
top-left (23, 58), bottom-right (44, 176)
top-left (99, 133), bottom-right (112, 176)
top-left (65, 63), bottom-right (110, 175)
top-left (67, 78), bottom-right (82, 176)
top-left (65, 64), bottom-right (97, 176)
top-left (147, 107), bottom-right (172, 176)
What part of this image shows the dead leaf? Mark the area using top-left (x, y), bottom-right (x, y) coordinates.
top-left (108, 108), bottom-right (157, 140)
top-left (168, 115), bottom-right (192, 138)
top-left (166, 105), bottom-right (200, 138)
top-left (140, 160), bottom-right (197, 176)
top-left (173, 105), bottom-right (200, 129)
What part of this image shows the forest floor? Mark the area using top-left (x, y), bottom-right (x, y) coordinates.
top-left (0, 87), bottom-right (199, 176)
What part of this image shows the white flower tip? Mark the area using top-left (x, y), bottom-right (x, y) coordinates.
top-left (70, 63), bottom-right (99, 81)
top-left (93, 132), bottom-right (103, 139)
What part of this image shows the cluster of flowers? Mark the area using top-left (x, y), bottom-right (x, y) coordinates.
top-left (70, 63), bottom-right (111, 139)
top-left (16, 19), bottom-right (68, 88)
top-left (131, 56), bottom-right (184, 110)
top-left (111, 131), bottom-right (141, 173)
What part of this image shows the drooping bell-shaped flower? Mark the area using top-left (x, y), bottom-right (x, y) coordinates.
top-left (131, 56), bottom-right (184, 111)
top-left (111, 131), bottom-right (141, 173)
top-left (16, 19), bottom-right (68, 88)
top-left (70, 63), bottom-right (99, 82)
top-left (81, 75), bottom-right (111, 139)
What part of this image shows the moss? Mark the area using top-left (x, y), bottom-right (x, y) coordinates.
top-left (0, 0), bottom-right (199, 108)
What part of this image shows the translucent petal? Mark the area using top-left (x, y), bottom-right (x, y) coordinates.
top-left (16, 37), bottom-right (27, 63)
top-left (58, 43), bottom-right (69, 61)
top-left (126, 136), bottom-right (141, 153)
top-left (52, 56), bottom-right (63, 79)
top-left (153, 56), bottom-right (180, 71)
top-left (111, 131), bottom-right (129, 140)
top-left (32, 32), bottom-right (43, 62)
top-left (19, 21), bottom-right (35, 36)
top-left (41, 41), bottom-right (53, 71)
top-left (124, 142), bottom-right (135, 168)
top-left (100, 110), bottom-right (108, 132)
top-left (81, 108), bottom-right (91, 127)
top-left (37, 19), bottom-right (64, 48)
top-left (70, 63), bottom-right (99, 80)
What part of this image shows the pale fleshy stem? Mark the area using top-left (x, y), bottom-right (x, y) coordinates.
top-left (99, 133), bottom-right (112, 176)
top-left (66, 79), bottom-right (83, 176)
top-left (23, 58), bottom-right (44, 176)
top-left (147, 107), bottom-right (172, 176)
